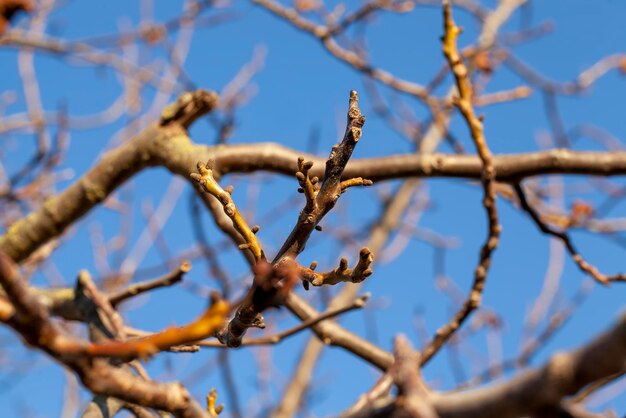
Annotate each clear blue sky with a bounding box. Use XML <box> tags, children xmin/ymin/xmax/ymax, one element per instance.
<box><xmin>1</xmin><ymin>1</ymin><xmax>625</xmax><ymax>417</ymax></box>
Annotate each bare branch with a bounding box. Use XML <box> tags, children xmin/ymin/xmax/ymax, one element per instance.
<box><xmin>108</xmin><ymin>260</ymin><xmax>192</xmax><ymax>307</ymax></box>
<box><xmin>429</xmin><ymin>315</ymin><xmax>626</xmax><ymax>417</ymax></box>
<box><xmin>299</xmin><ymin>248</ymin><xmax>373</xmax><ymax>287</ymax></box>
<box><xmin>206</xmin><ymin>388</ymin><xmax>224</xmax><ymax>417</ymax></box>
<box><xmin>514</xmin><ymin>183</ymin><xmax>626</xmax><ymax>284</ymax></box>
<box><xmin>0</xmin><ymin>251</ymin><xmax>212</xmax><ymax>417</ymax></box>
<box><xmin>191</xmin><ymin>161</ymin><xmax>265</xmax><ymax>263</ymax></box>
<box><xmin>192</xmin><ymin>293</ymin><xmax>370</xmax><ymax>347</ymax></box>
<box><xmin>215</xmin><ymin>90</ymin><xmax>373</xmax><ymax>347</ymax></box>
<box><xmin>421</xmin><ymin>0</ymin><xmax>502</xmax><ymax>365</ymax></box>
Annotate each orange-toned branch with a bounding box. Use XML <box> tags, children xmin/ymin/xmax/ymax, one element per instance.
<box><xmin>206</xmin><ymin>388</ymin><xmax>224</xmax><ymax>417</ymax></box>
<box><xmin>0</xmin><ymin>251</ymin><xmax>213</xmax><ymax>416</ymax></box>
<box><xmin>421</xmin><ymin>0</ymin><xmax>502</xmax><ymax>365</ymax></box>
<box><xmin>191</xmin><ymin>161</ymin><xmax>265</xmax><ymax>263</ymax></box>
<box><xmin>85</xmin><ymin>294</ymin><xmax>229</xmax><ymax>360</ymax></box>
<box><xmin>127</xmin><ymin>293</ymin><xmax>370</xmax><ymax>348</ymax></box>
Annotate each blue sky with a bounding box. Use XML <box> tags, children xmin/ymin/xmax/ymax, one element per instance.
<box><xmin>1</xmin><ymin>1</ymin><xmax>626</xmax><ymax>417</ymax></box>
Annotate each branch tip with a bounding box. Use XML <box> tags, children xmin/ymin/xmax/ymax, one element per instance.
<box><xmin>207</xmin><ymin>388</ymin><xmax>224</xmax><ymax>417</ymax></box>
<box><xmin>179</xmin><ymin>260</ymin><xmax>192</xmax><ymax>273</ymax></box>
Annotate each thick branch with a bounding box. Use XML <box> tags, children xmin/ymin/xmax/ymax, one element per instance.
<box><xmin>215</xmin><ymin>145</ymin><xmax>626</xmax><ymax>183</ymax></box>
<box><xmin>4</xmin><ymin>139</ymin><xmax>626</xmax><ymax>266</ymax></box>
<box><xmin>0</xmin><ymin>251</ymin><xmax>211</xmax><ymax>417</ymax></box>
<box><xmin>0</xmin><ymin>89</ymin><xmax>219</xmax><ymax>263</ymax></box>
<box><xmin>429</xmin><ymin>315</ymin><xmax>626</xmax><ymax>417</ymax></box>
<box><xmin>284</xmin><ymin>292</ymin><xmax>393</xmax><ymax>370</ymax></box>
<box><xmin>345</xmin><ymin>315</ymin><xmax>626</xmax><ymax>417</ymax></box>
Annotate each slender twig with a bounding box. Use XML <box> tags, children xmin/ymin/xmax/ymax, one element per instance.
<box><xmin>191</xmin><ymin>161</ymin><xmax>265</xmax><ymax>263</ymax></box>
<box><xmin>108</xmin><ymin>260</ymin><xmax>191</xmax><ymax>307</ymax></box>
<box><xmin>192</xmin><ymin>293</ymin><xmax>370</xmax><ymax>347</ymax></box>
<box><xmin>206</xmin><ymin>388</ymin><xmax>225</xmax><ymax>417</ymax></box>
<box><xmin>84</xmin><ymin>294</ymin><xmax>228</xmax><ymax>360</ymax></box>
<box><xmin>514</xmin><ymin>183</ymin><xmax>626</xmax><ymax>284</ymax></box>
<box><xmin>461</xmin><ymin>281</ymin><xmax>591</xmax><ymax>388</ymax></box>
<box><xmin>274</xmin><ymin>90</ymin><xmax>369</xmax><ymax>261</ymax></box>
<box><xmin>0</xmin><ymin>31</ymin><xmax>179</xmax><ymax>92</ymax></box>
<box><xmin>421</xmin><ymin>0</ymin><xmax>502</xmax><ymax>365</ymax></box>
<box><xmin>252</xmin><ymin>0</ymin><xmax>432</xmax><ymax>102</ymax></box>
<box><xmin>76</xmin><ymin>270</ymin><xmax>126</xmax><ymax>339</ymax></box>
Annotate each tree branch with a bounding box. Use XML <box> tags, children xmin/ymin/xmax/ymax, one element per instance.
<box><xmin>0</xmin><ymin>251</ymin><xmax>212</xmax><ymax>417</ymax></box>
<box><xmin>514</xmin><ymin>182</ymin><xmax>625</xmax><ymax>284</ymax></box>
<box><xmin>421</xmin><ymin>0</ymin><xmax>502</xmax><ymax>365</ymax></box>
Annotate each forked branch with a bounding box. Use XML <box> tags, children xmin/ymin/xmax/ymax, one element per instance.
<box><xmin>274</xmin><ymin>90</ymin><xmax>370</xmax><ymax>261</ymax></box>
<box><xmin>299</xmin><ymin>248</ymin><xmax>374</xmax><ymax>287</ymax></box>
<box><xmin>514</xmin><ymin>182</ymin><xmax>626</xmax><ymax>285</ymax></box>
<box><xmin>0</xmin><ymin>251</ymin><xmax>213</xmax><ymax>417</ymax></box>
<box><xmin>215</xmin><ymin>90</ymin><xmax>375</xmax><ymax>347</ymax></box>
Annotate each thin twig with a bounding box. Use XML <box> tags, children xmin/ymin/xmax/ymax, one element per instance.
<box><xmin>514</xmin><ymin>183</ymin><xmax>626</xmax><ymax>284</ymax></box>
<box><xmin>421</xmin><ymin>0</ymin><xmax>501</xmax><ymax>365</ymax></box>
<box><xmin>198</xmin><ymin>293</ymin><xmax>370</xmax><ymax>347</ymax></box>
<box><xmin>108</xmin><ymin>260</ymin><xmax>191</xmax><ymax>307</ymax></box>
